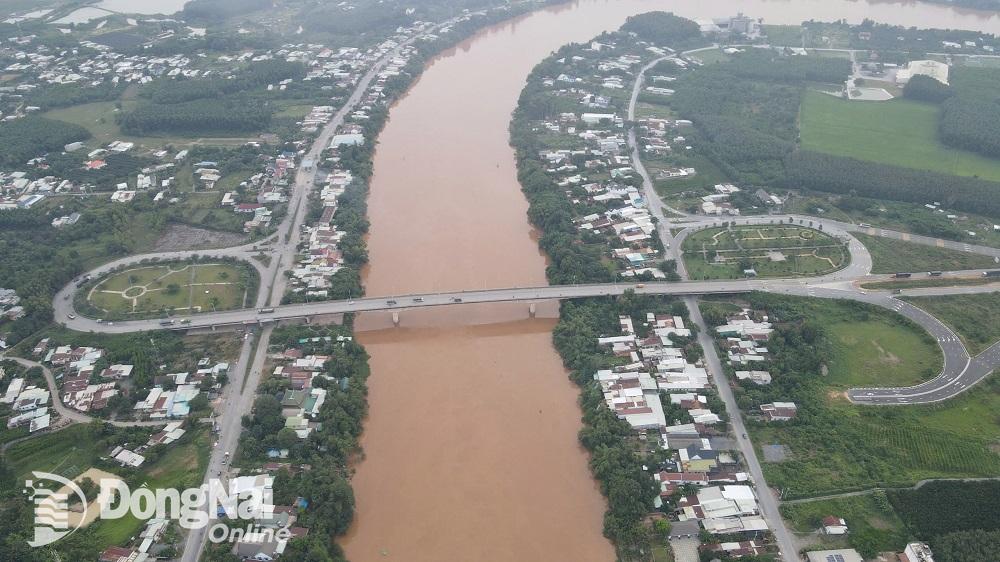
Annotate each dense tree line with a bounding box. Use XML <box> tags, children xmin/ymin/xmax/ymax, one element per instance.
<box><xmin>235</xmin><ymin>323</ymin><xmax>372</xmax><ymax>562</ymax></box>
<box><xmin>0</xmin><ymin>199</ymin><xmax>166</xmax><ymax>343</ymax></box>
<box><xmin>141</xmin><ymin>60</ymin><xmax>306</xmax><ymax>105</ymax></box>
<box><xmin>0</xmin><ymin>116</ymin><xmax>89</xmax><ymax>167</ymax></box>
<box><xmin>722</xmin><ymin>49</ymin><xmax>851</xmax><ymax>85</ymax></box>
<box><xmin>784</xmin><ymin>151</ymin><xmax>1000</xmax><ymax>219</ymax></box>
<box><xmin>510</xmin><ymin>121</ymin><xmax>614</xmax><ymax>284</ymax></box>
<box><xmin>935</xmin><ymin>67</ymin><xmax>1000</xmax><ymax>158</ymax></box>
<box><xmin>902</xmin><ymin>75</ymin><xmax>953</xmax><ymax>103</ymax></box>
<box><xmin>620</xmin><ymin>12</ymin><xmax>702</xmax><ymax>47</ymax></box>
<box><xmin>939</xmin><ymin>95</ymin><xmax>1000</xmax><ymax>158</ymax></box>
<box><xmin>671</xmin><ymin>68</ymin><xmax>801</xmax><ymax>185</ymax></box>
<box><xmin>889</xmin><ymin>481</ymin><xmax>1000</xmax><ymax>539</ymax></box>
<box><xmin>182</xmin><ymin>0</ymin><xmax>272</xmax><ymax>22</ymax></box>
<box><xmin>29</xmin><ymin>82</ymin><xmax>124</xmax><ymax>111</ymax></box>
<box><xmin>832</xmin><ymin>19</ymin><xmax>1000</xmax><ymax>53</ymax></box>
<box><xmin>43</xmin><ymin>151</ymin><xmax>153</xmax><ymax>191</ymax></box>
<box><xmin>119</xmin><ymin>98</ymin><xmax>271</xmax><ymax>135</ymax></box>
<box><xmin>553</xmin><ymin>295</ymin><xmax>685</xmax><ymax>559</ymax></box>
<box><xmin>668</xmin><ymin>51</ymin><xmax>847</xmax><ymax>186</ymax></box>
<box><xmin>932</xmin><ymin>529</ymin><xmax>1000</xmax><ymax>562</ymax></box>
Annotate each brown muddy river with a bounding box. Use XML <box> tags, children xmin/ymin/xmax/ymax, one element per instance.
<box><xmin>343</xmin><ymin>1</ymin><xmax>1000</xmax><ymax>560</ymax></box>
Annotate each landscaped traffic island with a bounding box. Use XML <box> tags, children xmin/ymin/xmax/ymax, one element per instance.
<box><xmin>682</xmin><ymin>223</ymin><xmax>850</xmax><ymax>279</ymax></box>
<box><xmin>75</xmin><ymin>259</ymin><xmax>259</xmax><ymax>320</ymax></box>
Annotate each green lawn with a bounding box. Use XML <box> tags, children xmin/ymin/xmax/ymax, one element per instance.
<box><xmin>825</xmin><ymin>320</ymin><xmax>942</xmax><ymax>388</ymax></box>
<box><xmin>86</xmin><ymin>262</ymin><xmax>253</xmax><ymax>318</ymax></box>
<box><xmin>682</xmin><ymin>225</ymin><xmax>848</xmax><ymax>279</ymax></box>
<box><xmin>904</xmin><ymin>292</ymin><xmax>1000</xmax><ymax>355</ymax></box>
<box><xmin>855</xmin><ymin>233</ymin><xmax>999</xmax><ymax>274</ymax></box>
<box><xmin>800</xmin><ymin>91</ymin><xmax>1000</xmax><ymax>182</ymax></box>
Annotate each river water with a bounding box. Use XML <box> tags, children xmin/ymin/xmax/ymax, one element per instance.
<box><xmin>343</xmin><ymin>1</ymin><xmax>1000</xmax><ymax>560</ymax></box>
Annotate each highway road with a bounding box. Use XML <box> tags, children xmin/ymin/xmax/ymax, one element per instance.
<box><xmin>174</xmin><ymin>20</ymin><xmax>462</xmax><ymax>562</ymax></box>
<box><xmin>23</xmin><ymin>31</ymin><xmax>1000</xmax><ymax>562</ymax></box>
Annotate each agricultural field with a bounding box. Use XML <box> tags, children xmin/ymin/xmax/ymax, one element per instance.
<box><xmin>904</xmin><ymin>292</ymin><xmax>1000</xmax><ymax>355</ymax></box>
<box><xmin>682</xmin><ymin>225</ymin><xmax>848</xmax><ymax>279</ymax></box>
<box><xmin>854</xmin><ymin>232</ymin><xmax>1000</xmax><ymax>274</ymax></box>
<box><xmin>800</xmin><ymin>91</ymin><xmax>1000</xmax><ymax>182</ymax></box>
<box><xmin>84</xmin><ymin>261</ymin><xmax>256</xmax><ymax>319</ymax></box>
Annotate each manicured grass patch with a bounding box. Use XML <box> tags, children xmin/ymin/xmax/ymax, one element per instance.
<box><xmin>854</xmin><ymin>232</ymin><xmax>999</xmax><ymax>274</ymax></box>
<box><xmin>84</xmin><ymin>261</ymin><xmax>256</xmax><ymax>319</ymax></box>
<box><xmin>825</xmin><ymin>319</ymin><xmax>941</xmax><ymax>388</ymax></box>
<box><xmin>781</xmin><ymin>494</ymin><xmax>909</xmax><ymax>558</ymax></box>
<box><xmin>682</xmin><ymin>225</ymin><xmax>848</xmax><ymax>279</ymax></box>
<box><xmin>800</xmin><ymin>91</ymin><xmax>1000</xmax><ymax>182</ymax></box>
<box><xmin>904</xmin><ymin>292</ymin><xmax>1000</xmax><ymax>355</ymax></box>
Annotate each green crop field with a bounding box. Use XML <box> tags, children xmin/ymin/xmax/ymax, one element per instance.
<box><xmin>682</xmin><ymin>225</ymin><xmax>848</xmax><ymax>279</ymax></box>
<box><xmin>800</xmin><ymin>91</ymin><xmax>1000</xmax><ymax>183</ymax></box>
<box><xmin>85</xmin><ymin>262</ymin><xmax>255</xmax><ymax>318</ymax></box>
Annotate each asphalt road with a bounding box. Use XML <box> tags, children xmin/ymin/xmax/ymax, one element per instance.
<box><xmin>685</xmin><ymin>297</ymin><xmax>799</xmax><ymax>562</ymax></box>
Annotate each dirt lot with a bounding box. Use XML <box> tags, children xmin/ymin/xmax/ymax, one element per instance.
<box><xmin>152</xmin><ymin>224</ymin><xmax>246</xmax><ymax>252</ymax></box>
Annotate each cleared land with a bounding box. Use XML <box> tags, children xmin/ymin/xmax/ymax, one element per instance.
<box><xmin>781</xmin><ymin>494</ymin><xmax>909</xmax><ymax>557</ymax></box>
<box><xmin>86</xmin><ymin>262</ymin><xmax>253</xmax><ymax>317</ymax></box>
<box><xmin>682</xmin><ymin>225</ymin><xmax>848</xmax><ymax>279</ymax></box>
<box><xmin>826</xmin><ymin>319</ymin><xmax>942</xmax><ymax>388</ymax></box>
<box><xmin>854</xmin><ymin>232</ymin><xmax>999</xmax><ymax>274</ymax></box>
<box><xmin>800</xmin><ymin>91</ymin><xmax>1000</xmax><ymax>183</ymax></box>
<box><xmin>904</xmin><ymin>292</ymin><xmax>1000</xmax><ymax>355</ymax></box>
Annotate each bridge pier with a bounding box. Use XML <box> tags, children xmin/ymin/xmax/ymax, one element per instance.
<box><xmin>305</xmin><ymin>316</ymin><xmax>311</xmax><ymax>324</ymax></box>
<box><xmin>529</xmin><ymin>303</ymin><xmax>537</xmax><ymax>318</ymax></box>
<box><xmin>392</xmin><ymin>312</ymin><xmax>400</xmax><ymax>327</ymax></box>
